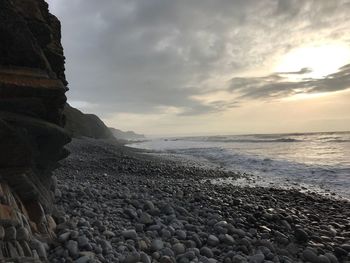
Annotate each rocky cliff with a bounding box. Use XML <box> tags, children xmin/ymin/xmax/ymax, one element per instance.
<box><xmin>63</xmin><ymin>104</ymin><xmax>114</xmax><ymax>140</ymax></box>
<box><xmin>0</xmin><ymin>0</ymin><xmax>70</xmax><ymax>261</ymax></box>
<box><xmin>109</xmin><ymin>127</ymin><xmax>145</xmax><ymax>141</ymax></box>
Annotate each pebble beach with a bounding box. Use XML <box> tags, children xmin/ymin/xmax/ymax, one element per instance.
<box><xmin>48</xmin><ymin>138</ymin><xmax>350</xmax><ymax>263</ymax></box>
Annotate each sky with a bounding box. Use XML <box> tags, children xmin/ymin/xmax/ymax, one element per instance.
<box><xmin>47</xmin><ymin>0</ymin><xmax>350</xmax><ymax>136</ymax></box>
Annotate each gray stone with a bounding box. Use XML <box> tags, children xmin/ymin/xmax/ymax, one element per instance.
<box><xmin>231</xmin><ymin>228</ymin><xmax>246</xmax><ymax>237</ymax></box>
<box><xmin>207</xmin><ymin>235</ymin><xmax>220</xmax><ymax>246</ymax></box>
<box><xmin>122</xmin><ymin>229</ymin><xmax>138</xmax><ymax>239</ymax></box>
<box><xmin>75</xmin><ymin>256</ymin><xmax>90</xmax><ymax>263</ymax></box>
<box><xmin>125</xmin><ymin>252</ymin><xmax>141</xmax><ymax>263</ymax></box>
<box><xmin>324</xmin><ymin>252</ymin><xmax>339</xmax><ymax>263</ymax></box>
<box><xmin>232</xmin><ymin>255</ymin><xmax>247</xmax><ymax>263</ymax></box>
<box><xmin>94</xmin><ymin>245</ymin><xmax>103</xmax><ymax>254</ymax></box>
<box><xmin>341</xmin><ymin>244</ymin><xmax>350</xmax><ymax>252</ymax></box>
<box><xmin>31</xmin><ymin>239</ymin><xmax>47</xmax><ymax>259</ymax></box>
<box><xmin>70</xmin><ymin>230</ymin><xmax>79</xmax><ymax>239</ymax></box>
<box><xmin>200</xmin><ymin>246</ymin><xmax>214</xmax><ymax>258</ymax></box>
<box><xmin>184</xmin><ymin>250</ymin><xmax>196</xmax><ymax>260</ymax></box>
<box><xmin>100</xmin><ymin>240</ymin><xmax>113</xmax><ymax>254</ymax></box>
<box><xmin>144</xmin><ymin>201</ymin><xmax>155</xmax><ymax>210</ymax></box>
<box><xmin>16</xmin><ymin>227</ymin><xmax>30</xmax><ymax>241</ymax></box>
<box><xmin>5</xmin><ymin>226</ymin><xmax>16</xmax><ymax>240</ymax></box>
<box><xmin>103</xmin><ymin>230</ymin><xmax>115</xmax><ymax>238</ymax></box>
<box><xmin>303</xmin><ymin>248</ymin><xmax>319</xmax><ymax>263</ymax></box>
<box><xmin>223</xmin><ymin>234</ymin><xmax>235</xmax><ymax>245</ymax></box>
<box><xmin>162</xmin><ymin>247</ymin><xmax>175</xmax><ymax>257</ymax></box>
<box><xmin>318</xmin><ymin>255</ymin><xmax>331</xmax><ymax>263</ymax></box>
<box><xmin>14</xmin><ymin>241</ymin><xmax>24</xmax><ymax>257</ymax></box>
<box><xmin>124</xmin><ymin>208</ymin><xmax>138</xmax><ymax>219</ymax></box>
<box><xmin>335</xmin><ymin>246</ymin><xmax>347</xmax><ymax>257</ymax></box>
<box><xmin>140</xmin><ymin>212</ymin><xmax>153</xmax><ymax>225</ymax></box>
<box><xmin>160</xmin><ymin>256</ymin><xmax>174</xmax><ymax>263</ymax></box>
<box><xmin>152</xmin><ymin>251</ymin><xmax>161</xmax><ymax>260</ymax></box>
<box><xmin>77</xmin><ymin>236</ymin><xmax>89</xmax><ymax>248</ymax></box>
<box><xmin>151</xmin><ymin>239</ymin><xmax>164</xmax><ymax>251</ymax></box>
<box><xmin>66</xmin><ymin>240</ymin><xmax>79</xmax><ymax>258</ymax></box>
<box><xmin>161</xmin><ymin>229</ymin><xmax>172</xmax><ymax>239</ymax></box>
<box><xmin>173</xmin><ymin>243</ymin><xmax>186</xmax><ymax>255</ymax></box>
<box><xmin>140</xmin><ymin>252</ymin><xmax>152</xmax><ymax>263</ymax></box>
<box><xmin>275</xmin><ymin>237</ymin><xmax>289</xmax><ymax>245</ymax></box>
<box><xmin>0</xmin><ymin>226</ymin><xmax>4</xmax><ymax>240</ymax></box>
<box><xmin>249</xmin><ymin>253</ymin><xmax>264</xmax><ymax>263</ymax></box>
<box><xmin>135</xmin><ymin>223</ymin><xmax>144</xmax><ymax>232</ymax></box>
<box><xmin>176</xmin><ymin>230</ymin><xmax>187</xmax><ymax>240</ymax></box>
<box><xmin>139</xmin><ymin>239</ymin><xmax>149</xmax><ymax>251</ymax></box>
<box><xmin>295</xmin><ymin>228</ymin><xmax>309</xmax><ymax>243</ymax></box>
<box><xmin>8</xmin><ymin>242</ymin><xmax>19</xmax><ymax>258</ymax></box>
<box><xmin>20</xmin><ymin>241</ymin><xmax>32</xmax><ymax>257</ymax></box>
<box><xmin>58</xmin><ymin>232</ymin><xmax>71</xmax><ymax>243</ymax></box>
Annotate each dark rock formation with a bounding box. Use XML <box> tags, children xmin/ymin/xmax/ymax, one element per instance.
<box><xmin>63</xmin><ymin>104</ymin><xmax>114</xmax><ymax>139</ymax></box>
<box><xmin>109</xmin><ymin>127</ymin><xmax>145</xmax><ymax>141</ymax></box>
<box><xmin>0</xmin><ymin>0</ymin><xmax>70</xmax><ymax>261</ymax></box>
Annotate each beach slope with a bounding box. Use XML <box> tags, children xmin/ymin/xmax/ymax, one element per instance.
<box><xmin>49</xmin><ymin>138</ymin><xmax>350</xmax><ymax>263</ymax></box>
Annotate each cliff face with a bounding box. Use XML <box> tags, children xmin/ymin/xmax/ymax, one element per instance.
<box><xmin>0</xmin><ymin>0</ymin><xmax>70</xmax><ymax>261</ymax></box>
<box><xmin>109</xmin><ymin>127</ymin><xmax>145</xmax><ymax>141</ymax></box>
<box><xmin>63</xmin><ymin>104</ymin><xmax>115</xmax><ymax>139</ymax></box>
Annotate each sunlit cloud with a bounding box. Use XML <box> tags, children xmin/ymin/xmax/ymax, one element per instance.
<box><xmin>229</xmin><ymin>63</ymin><xmax>350</xmax><ymax>100</ymax></box>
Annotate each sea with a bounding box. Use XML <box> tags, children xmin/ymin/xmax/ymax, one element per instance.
<box><xmin>129</xmin><ymin>131</ymin><xmax>350</xmax><ymax>200</ymax></box>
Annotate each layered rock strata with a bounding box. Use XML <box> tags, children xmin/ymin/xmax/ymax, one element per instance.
<box><xmin>0</xmin><ymin>0</ymin><xmax>70</xmax><ymax>261</ymax></box>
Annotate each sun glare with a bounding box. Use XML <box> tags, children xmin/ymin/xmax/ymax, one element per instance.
<box><xmin>275</xmin><ymin>43</ymin><xmax>350</xmax><ymax>80</ymax></box>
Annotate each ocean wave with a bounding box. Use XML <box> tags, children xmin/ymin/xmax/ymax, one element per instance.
<box><xmin>325</xmin><ymin>139</ymin><xmax>350</xmax><ymax>143</ymax></box>
<box><xmin>204</xmin><ymin>138</ymin><xmax>301</xmax><ymax>143</ymax></box>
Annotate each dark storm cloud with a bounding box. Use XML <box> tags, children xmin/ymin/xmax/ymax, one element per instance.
<box><xmin>47</xmin><ymin>0</ymin><xmax>350</xmax><ymax>116</ymax></box>
<box><xmin>229</xmin><ymin>64</ymin><xmax>350</xmax><ymax>99</ymax></box>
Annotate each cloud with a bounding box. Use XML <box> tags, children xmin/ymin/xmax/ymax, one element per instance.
<box><xmin>277</xmin><ymin>67</ymin><xmax>313</xmax><ymax>75</ymax></box>
<box><xmin>179</xmin><ymin>100</ymin><xmax>239</xmax><ymax>116</ymax></box>
<box><xmin>229</xmin><ymin>64</ymin><xmax>350</xmax><ymax>100</ymax></box>
<box><xmin>46</xmin><ymin>0</ymin><xmax>350</xmax><ymax>118</ymax></box>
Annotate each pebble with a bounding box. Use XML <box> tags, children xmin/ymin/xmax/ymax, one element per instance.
<box><xmin>122</xmin><ymin>229</ymin><xmax>138</xmax><ymax>239</ymax></box>
<box><xmin>75</xmin><ymin>255</ymin><xmax>90</xmax><ymax>263</ymax></box>
<box><xmin>140</xmin><ymin>212</ymin><xmax>153</xmax><ymax>224</ymax></box>
<box><xmin>100</xmin><ymin>240</ymin><xmax>113</xmax><ymax>254</ymax></box>
<box><xmin>16</xmin><ymin>227</ymin><xmax>29</xmax><ymax>241</ymax></box>
<box><xmin>207</xmin><ymin>235</ymin><xmax>220</xmax><ymax>246</ymax></box>
<box><xmin>324</xmin><ymin>253</ymin><xmax>339</xmax><ymax>263</ymax></box>
<box><xmin>303</xmin><ymin>248</ymin><xmax>319</xmax><ymax>263</ymax></box>
<box><xmin>173</xmin><ymin>243</ymin><xmax>186</xmax><ymax>255</ymax></box>
<box><xmin>124</xmin><ymin>252</ymin><xmax>140</xmax><ymax>263</ymax></box>
<box><xmin>31</xmin><ymin>239</ymin><xmax>47</xmax><ymax>259</ymax></box>
<box><xmin>295</xmin><ymin>228</ymin><xmax>309</xmax><ymax>243</ymax></box>
<box><xmin>58</xmin><ymin>232</ymin><xmax>71</xmax><ymax>243</ymax></box>
<box><xmin>176</xmin><ymin>230</ymin><xmax>187</xmax><ymax>240</ymax></box>
<box><xmin>140</xmin><ymin>252</ymin><xmax>152</xmax><ymax>263</ymax></box>
<box><xmin>77</xmin><ymin>236</ymin><xmax>89</xmax><ymax>248</ymax></box>
<box><xmin>200</xmin><ymin>246</ymin><xmax>214</xmax><ymax>258</ymax></box>
<box><xmin>151</xmin><ymin>239</ymin><xmax>164</xmax><ymax>251</ymax></box>
<box><xmin>66</xmin><ymin>240</ymin><xmax>79</xmax><ymax>258</ymax></box>
<box><xmin>45</xmin><ymin>139</ymin><xmax>350</xmax><ymax>263</ymax></box>
<box><xmin>5</xmin><ymin>226</ymin><xmax>16</xmax><ymax>240</ymax></box>
<box><xmin>0</xmin><ymin>226</ymin><xmax>5</xmax><ymax>240</ymax></box>
<box><xmin>160</xmin><ymin>255</ymin><xmax>173</xmax><ymax>263</ymax></box>
<box><xmin>103</xmin><ymin>230</ymin><xmax>115</xmax><ymax>238</ymax></box>
<box><xmin>318</xmin><ymin>255</ymin><xmax>331</xmax><ymax>263</ymax></box>
<box><xmin>144</xmin><ymin>201</ymin><xmax>155</xmax><ymax>210</ymax></box>
<box><xmin>223</xmin><ymin>234</ymin><xmax>235</xmax><ymax>245</ymax></box>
